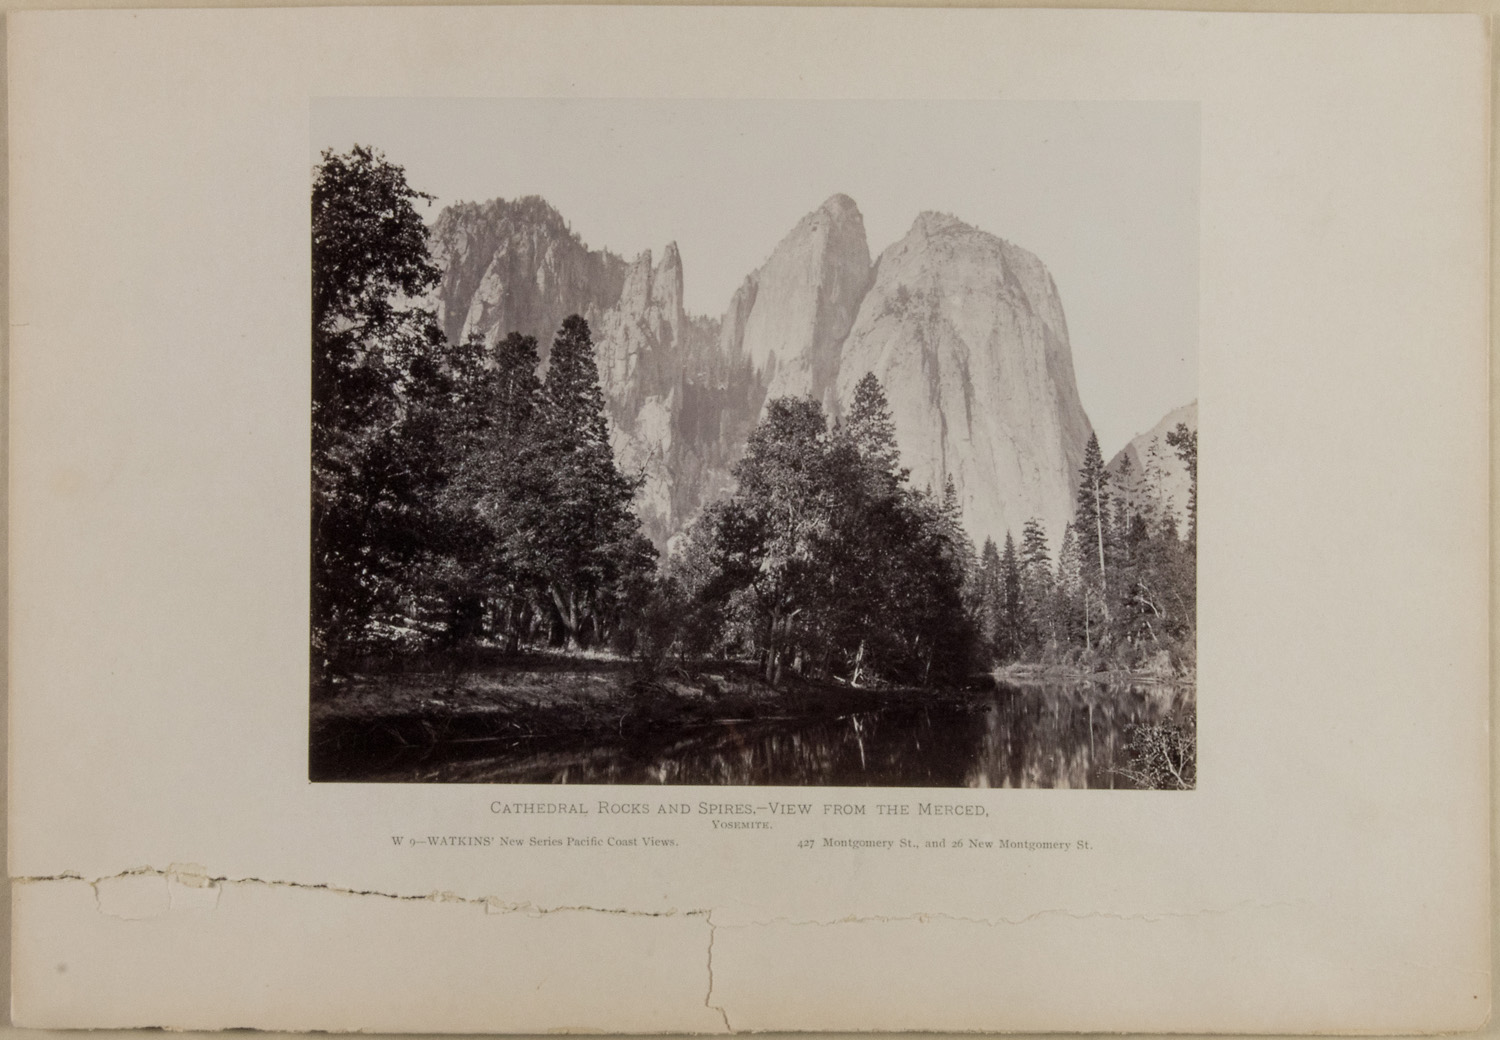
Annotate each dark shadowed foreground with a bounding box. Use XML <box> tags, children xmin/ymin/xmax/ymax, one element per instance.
<box><xmin>310</xmin><ymin>652</ymin><xmax>1194</xmax><ymax>788</ymax></box>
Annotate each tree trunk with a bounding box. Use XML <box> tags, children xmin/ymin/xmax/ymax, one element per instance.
<box><xmin>764</xmin><ymin>612</ymin><xmax>780</xmax><ymax>686</ymax></box>
<box><xmin>550</xmin><ymin>585</ymin><xmax>581</xmax><ymax>650</ymax></box>
<box><xmin>1093</xmin><ymin>482</ymin><xmax>1108</xmax><ymax>595</ymax></box>
<box><xmin>1083</xmin><ymin>593</ymin><xmax>1092</xmax><ymax>653</ymax></box>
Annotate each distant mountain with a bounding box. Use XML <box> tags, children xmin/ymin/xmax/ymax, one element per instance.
<box><xmin>1107</xmin><ymin>400</ymin><xmax>1197</xmax><ymax>535</ymax></box>
<box><xmin>429</xmin><ymin>193</ymin><xmax>1102</xmax><ymax>551</ymax></box>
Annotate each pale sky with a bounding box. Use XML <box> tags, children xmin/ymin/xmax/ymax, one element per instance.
<box><xmin>312</xmin><ymin>99</ymin><xmax>1197</xmax><ymax>457</ymax></box>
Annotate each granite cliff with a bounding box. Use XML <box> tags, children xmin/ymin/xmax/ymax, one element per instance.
<box><xmin>835</xmin><ymin>212</ymin><xmax>1094</xmax><ymax>548</ymax></box>
<box><xmin>721</xmin><ymin>194</ymin><xmax>872</xmax><ymax>413</ymax></box>
<box><xmin>430</xmin><ymin>194</ymin><xmax>1100</xmax><ymax>551</ymax></box>
<box><xmin>428</xmin><ymin>197</ymin><xmax>627</xmax><ymax>362</ymax></box>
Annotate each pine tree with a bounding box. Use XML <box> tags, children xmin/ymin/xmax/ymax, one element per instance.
<box><xmin>1075</xmin><ymin>432</ymin><xmax>1112</xmax><ymax>594</ymax></box>
<box><xmin>433</xmin><ymin>330</ymin><xmax>552</xmax><ymax>652</ymax></box>
<box><xmin>1019</xmin><ymin>518</ymin><xmax>1053</xmax><ymax>651</ymax></box>
<box><xmin>997</xmin><ymin>532</ymin><xmax>1022</xmax><ymax>662</ymax></box>
<box><xmin>975</xmin><ymin>537</ymin><xmax>1003</xmax><ymax>661</ymax></box>
<box><xmin>845</xmin><ymin>372</ymin><xmax>904</xmax><ymax>489</ymax></box>
<box><xmin>1055</xmin><ymin>523</ymin><xmax>1080</xmax><ymax>596</ymax></box>
<box><xmin>831</xmin><ymin>375</ymin><xmax>909</xmax><ymax>682</ymax></box>
<box><xmin>939</xmin><ymin>474</ymin><xmax>978</xmax><ymax>595</ymax></box>
<box><xmin>494</xmin><ymin>332</ymin><xmax>541</xmax><ymax>434</ymax></box>
<box><xmin>543</xmin><ymin>315</ymin><xmax>612</xmax><ymax>452</ymax></box>
<box><xmin>535</xmin><ymin>315</ymin><xmax>644</xmax><ymax>647</ymax></box>
<box><xmin>1141</xmin><ymin>436</ymin><xmax>1172</xmax><ymax>537</ymax></box>
<box><xmin>942</xmin><ymin>474</ymin><xmax>962</xmax><ymax>522</ymax></box>
<box><xmin>1166</xmin><ymin>422</ymin><xmax>1198</xmax><ymax>545</ymax></box>
<box><xmin>1114</xmin><ymin>453</ymin><xmax>1137</xmax><ymax>533</ymax></box>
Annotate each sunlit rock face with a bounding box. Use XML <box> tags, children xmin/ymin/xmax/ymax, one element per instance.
<box><xmin>430</xmin><ymin>195</ymin><xmax>1097</xmax><ymax>553</ymax></box>
<box><xmin>721</xmin><ymin>193</ymin><xmax>873</xmax><ymax>415</ymax></box>
<box><xmin>1108</xmin><ymin>400</ymin><xmax>1197</xmax><ymax>536</ymax></box>
<box><xmin>835</xmin><ymin>212</ymin><xmax>1094</xmax><ymax>551</ymax></box>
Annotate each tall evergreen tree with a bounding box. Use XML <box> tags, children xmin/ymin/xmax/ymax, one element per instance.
<box><xmin>828</xmin><ymin>376</ymin><xmax>909</xmax><ymax>682</ymax></box>
<box><xmin>1055</xmin><ymin>521</ymin><xmax>1092</xmax><ymax>652</ymax></box>
<box><xmin>1137</xmin><ymin>436</ymin><xmax>1174</xmax><ymax>538</ymax></box>
<box><xmin>434</xmin><ymin>331</ymin><xmax>551</xmax><ymax>651</ymax></box>
<box><xmin>1017</xmin><ymin>518</ymin><xmax>1052</xmax><ymax>651</ymax></box>
<box><xmin>997</xmin><ymin>532</ymin><xmax>1022</xmax><ymax>662</ymax></box>
<box><xmin>1166</xmin><ymin>422</ymin><xmax>1198</xmax><ymax>545</ymax></box>
<box><xmin>1019</xmin><ymin>519</ymin><xmax>1052</xmax><ymax>589</ymax></box>
<box><xmin>1113</xmin><ymin>453</ymin><xmax>1138</xmax><ymax>533</ymax></box>
<box><xmin>494</xmin><ymin>332</ymin><xmax>542</xmax><ymax>433</ymax></box>
<box><xmin>845</xmin><ymin>372</ymin><xmax>905</xmax><ymax>490</ymax></box>
<box><xmin>974</xmin><ymin>537</ymin><xmax>1004</xmax><ymax>661</ymax></box>
<box><xmin>543</xmin><ymin>316</ymin><xmax>612</xmax><ymax>450</ymax></box>
<box><xmin>1075</xmin><ymin>432</ymin><xmax>1112</xmax><ymax>594</ymax></box>
<box><xmin>939</xmin><ymin>474</ymin><xmax>978</xmax><ymax>598</ymax></box>
<box><xmin>534</xmin><ymin>315</ymin><xmax>646</xmax><ymax>646</ymax></box>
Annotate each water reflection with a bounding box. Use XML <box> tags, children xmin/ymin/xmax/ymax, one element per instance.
<box><xmin>386</xmin><ymin>681</ymin><xmax>1195</xmax><ymax>788</ymax></box>
<box><xmin>965</xmin><ymin>683</ymin><xmax>1193</xmax><ymax>788</ymax></box>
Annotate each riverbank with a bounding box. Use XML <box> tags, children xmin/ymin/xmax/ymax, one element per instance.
<box><xmin>310</xmin><ymin>649</ymin><xmax>1194</xmax><ymax>785</ymax></box>
<box><xmin>995</xmin><ymin>660</ymin><xmax>1195</xmax><ymax>687</ymax></box>
<box><xmin>310</xmin><ymin>650</ymin><xmax>993</xmax><ymax>781</ymax></box>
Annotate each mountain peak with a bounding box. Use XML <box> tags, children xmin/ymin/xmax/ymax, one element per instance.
<box><xmin>773</xmin><ymin>194</ymin><xmax>866</xmax><ymax>246</ymax></box>
<box><xmin>836</xmin><ymin>210</ymin><xmax>1093</xmax><ymax>549</ymax></box>
<box><xmin>726</xmin><ymin>195</ymin><xmax>873</xmax><ymax>409</ymax></box>
<box><xmin>909</xmin><ymin>210</ymin><xmax>972</xmax><ymax>238</ymax></box>
<box><xmin>651</xmin><ymin>242</ymin><xmax>684</xmax><ymax>319</ymax></box>
<box><xmin>434</xmin><ymin>194</ymin><xmax>575</xmax><ymax>240</ymax></box>
<box><xmin>658</xmin><ymin>241</ymin><xmax>682</xmax><ymax>273</ymax></box>
<box><xmin>427</xmin><ymin>194</ymin><xmax>628</xmax><ymax>352</ymax></box>
<box><xmin>819</xmin><ymin>193</ymin><xmax>861</xmax><ymax>219</ymax></box>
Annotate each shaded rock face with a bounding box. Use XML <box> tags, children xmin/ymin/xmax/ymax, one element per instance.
<box><xmin>430</xmin><ymin>194</ymin><xmax>1097</xmax><ymax>553</ymax></box>
<box><xmin>835</xmin><ymin>212</ymin><xmax>1094</xmax><ymax>551</ymax></box>
<box><xmin>430</xmin><ymin>198</ymin><xmax>772</xmax><ymax>546</ymax></box>
<box><xmin>593</xmin><ymin>245</ymin><xmax>685</xmax><ymax>415</ymax></box>
<box><xmin>428</xmin><ymin>196</ymin><xmax>627</xmax><ymax>364</ymax></box>
<box><xmin>591</xmin><ymin>244</ymin><xmax>761</xmax><ymax>546</ymax></box>
<box><xmin>1108</xmin><ymin>401</ymin><xmax>1197</xmax><ymax>536</ymax></box>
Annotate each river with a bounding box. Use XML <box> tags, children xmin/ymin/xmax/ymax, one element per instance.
<box><xmin>350</xmin><ymin>680</ymin><xmax>1195</xmax><ymax>788</ymax></box>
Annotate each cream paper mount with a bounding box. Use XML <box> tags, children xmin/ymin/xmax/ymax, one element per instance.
<box><xmin>7</xmin><ymin>5</ymin><xmax>1490</xmax><ymax>1033</ymax></box>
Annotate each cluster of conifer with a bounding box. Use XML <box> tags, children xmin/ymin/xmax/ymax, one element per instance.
<box><xmin>969</xmin><ymin>430</ymin><xmax>1197</xmax><ymax>675</ymax></box>
<box><xmin>311</xmin><ymin>147</ymin><xmax>652</xmax><ymax>671</ymax></box>
<box><xmin>640</xmin><ymin>375</ymin><xmax>979</xmax><ymax>687</ymax></box>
